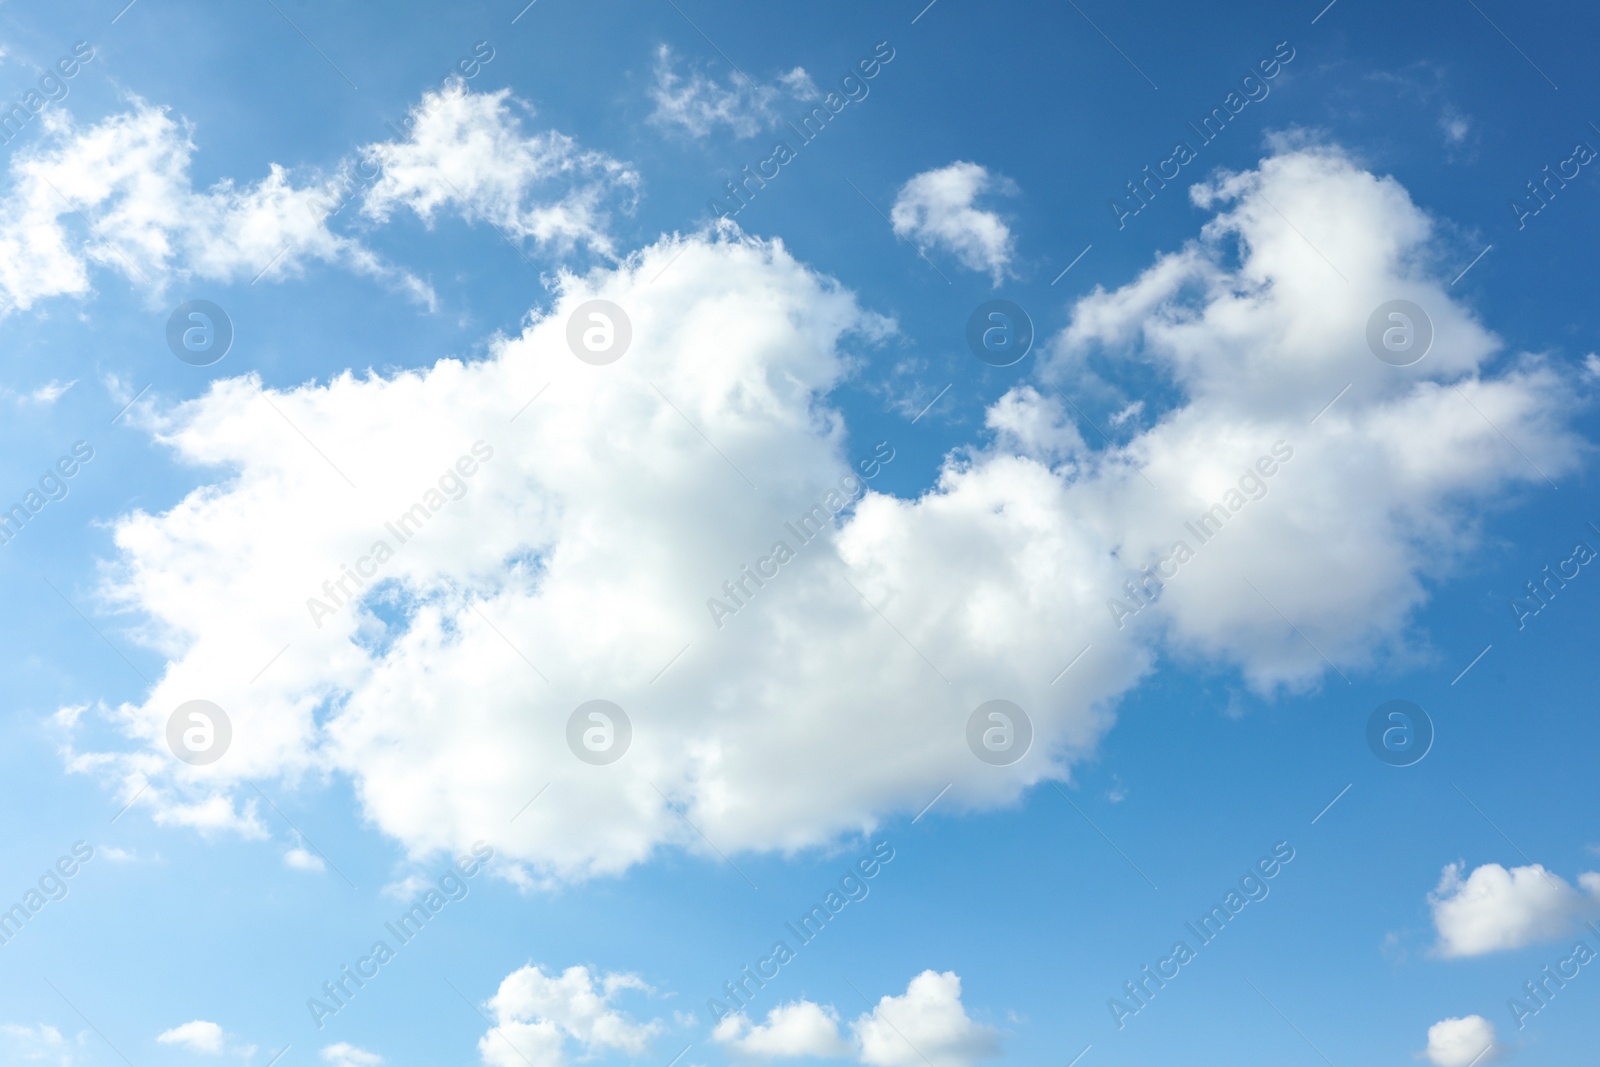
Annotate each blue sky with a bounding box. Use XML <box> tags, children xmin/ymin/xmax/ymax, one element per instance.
<box><xmin>0</xmin><ymin>1</ymin><xmax>1598</xmax><ymax>1066</ymax></box>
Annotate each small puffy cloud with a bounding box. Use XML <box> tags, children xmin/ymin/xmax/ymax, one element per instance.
<box><xmin>648</xmin><ymin>45</ymin><xmax>815</xmax><ymax>138</ymax></box>
<box><xmin>156</xmin><ymin>1020</ymin><xmax>224</xmax><ymax>1054</ymax></box>
<box><xmin>283</xmin><ymin>837</ymin><xmax>326</xmax><ymax>872</ymax></box>
<box><xmin>714</xmin><ymin>1001</ymin><xmax>851</xmax><ymax>1059</ymax></box>
<box><xmin>361</xmin><ymin>81</ymin><xmax>639</xmax><ymax>258</ymax></box>
<box><xmin>890</xmin><ymin>162</ymin><xmax>1016</xmax><ymax>285</ymax></box>
<box><xmin>1425</xmin><ymin>1015</ymin><xmax>1498</xmax><ymax>1067</ymax></box>
<box><xmin>982</xmin><ymin>385</ymin><xmax>1084</xmax><ymax>465</ymax></box>
<box><xmin>479</xmin><ymin>964</ymin><xmax>660</xmax><ymax>1067</ymax></box>
<box><xmin>1430</xmin><ymin>861</ymin><xmax>1600</xmax><ymax>957</ymax></box>
<box><xmin>712</xmin><ymin>973</ymin><xmax>992</xmax><ymax>1066</ymax></box>
<box><xmin>322</xmin><ymin>1045</ymin><xmax>383</xmax><ymax>1067</ymax></box>
<box><xmin>852</xmin><ymin>971</ymin><xmax>997</xmax><ymax>1067</ymax></box>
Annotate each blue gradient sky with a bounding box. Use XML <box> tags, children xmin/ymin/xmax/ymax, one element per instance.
<box><xmin>0</xmin><ymin>1</ymin><xmax>1597</xmax><ymax>1066</ymax></box>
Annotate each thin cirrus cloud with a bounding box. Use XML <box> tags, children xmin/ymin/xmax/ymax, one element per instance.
<box><xmin>0</xmin><ymin>81</ymin><xmax>637</xmax><ymax>317</ymax></box>
<box><xmin>1429</xmin><ymin>860</ymin><xmax>1600</xmax><ymax>957</ymax></box>
<box><xmin>60</xmin><ymin>140</ymin><xmax>1584</xmax><ymax>884</ymax></box>
<box><xmin>889</xmin><ymin>162</ymin><xmax>1017</xmax><ymax>285</ymax></box>
<box><xmin>647</xmin><ymin>45</ymin><xmax>818</xmax><ymax>138</ymax></box>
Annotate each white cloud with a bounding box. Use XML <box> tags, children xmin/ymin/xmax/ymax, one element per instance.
<box><xmin>1425</xmin><ymin>1015</ymin><xmax>1498</xmax><ymax>1067</ymax></box>
<box><xmin>1430</xmin><ymin>861</ymin><xmax>1600</xmax><ymax>957</ymax></box>
<box><xmin>1044</xmin><ymin>140</ymin><xmax>1583</xmax><ymax>689</ymax></box>
<box><xmin>156</xmin><ymin>1020</ymin><xmax>224</xmax><ymax>1054</ymax></box>
<box><xmin>1106</xmin><ymin>400</ymin><xmax>1143</xmax><ymax>428</ymax></box>
<box><xmin>479</xmin><ymin>965</ymin><xmax>660</xmax><ymax>1067</ymax></box>
<box><xmin>712</xmin><ymin>973</ymin><xmax>993</xmax><ymax>1066</ymax></box>
<box><xmin>65</xmin><ymin>143</ymin><xmax>1588</xmax><ymax>880</ymax></box>
<box><xmin>321</xmin><ymin>1044</ymin><xmax>383</xmax><ymax>1067</ymax></box>
<box><xmin>889</xmin><ymin>162</ymin><xmax>1016</xmax><ymax>285</ymax></box>
<box><xmin>0</xmin><ymin>1023</ymin><xmax>74</xmax><ymax>1066</ymax></box>
<box><xmin>853</xmin><ymin>971</ymin><xmax>997</xmax><ymax>1067</ymax></box>
<box><xmin>25</xmin><ymin>380</ymin><xmax>74</xmax><ymax>404</ymax></box>
<box><xmin>0</xmin><ymin>103</ymin><xmax>416</xmax><ymax>313</ymax></box>
<box><xmin>283</xmin><ymin>838</ymin><xmax>326</xmax><ymax>872</ymax></box>
<box><xmin>0</xmin><ymin>82</ymin><xmax>637</xmax><ymax>317</ymax></box>
<box><xmin>361</xmin><ymin>81</ymin><xmax>638</xmax><ymax>258</ymax></box>
<box><xmin>648</xmin><ymin>46</ymin><xmax>815</xmax><ymax>138</ymax></box>
<box><xmin>714</xmin><ymin>1001</ymin><xmax>852</xmax><ymax>1060</ymax></box>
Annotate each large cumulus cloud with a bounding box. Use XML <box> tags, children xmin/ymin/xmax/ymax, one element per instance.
<box><xmin>64</xmin><ymin>142</ymin><xmax>1585</xmax><ymax>880</ymax></box>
